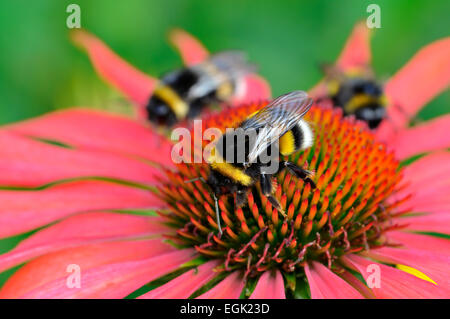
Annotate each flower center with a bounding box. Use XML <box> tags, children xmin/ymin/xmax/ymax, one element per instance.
<box><xmin>156</xmin><ymin>102</ymin><xmax>407</xmax><ymax>277</ymax></box>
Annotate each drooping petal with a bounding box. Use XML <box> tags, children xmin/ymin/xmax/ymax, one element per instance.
<box><xmin>403</xmin><ymin>191</ymin><xmax>450</xmax><ymax>214</ymax></box>
<box><xmin>400</xmin><ymin>152</ymin><xmax>450</xmax><ymax>195</ymax></box>
<box><xmin>342</xmin><ymin>254</ymin><xmax>447</xmax><ymax>298</ymax></box>
<box><xmin>196</xmin><ymin>271</ymin><xmax>244</xmax><ymax>299</ymax></box>
<box><xmin>307</xmin><ymin>80</ymin><xmax>328</xmax><ymax>100</ymax></box>
<box><xmin>249</xmin><ymin>270</ymin><xmax>285</xmax><ymax>299</ymax></box>
<box><xmin>0</xmin><ymin>240</ymin><xmax>177</xmax><ymax>298</ymax></box>
<box><xmin>384</xmin><ymin>37</ymin><xmax>450</xmax><ymax>128</ymax></box>
<box><xmin>336</xmin><ymin>21</ymin><xmax>372</xmax><ymax>71</ymax></box>
<box><xmin>304</xmin><ymin>261</ymin><xmax>364</xmax><ymax>299</ymax></box>
<box><xmin>0</xmin><ymin>131</ymin><xmax>163</xmax><ymax>187</ymax></box>
<box><xmin>386</xmin><ymin>231</ymin><xmax>450</xmax><ymax>255</ymax></box>
<box><xmin>391</xmin><ymin>152</ymin><xmax>450</xmax><ymax>214</ymax></box>
<box><xmin>232</xmin><ymin>74</ymin><xmax>272</xmax><ymax>105</ymax></box>
<box><xmin>21</xmin><ymin>249</ymin><xmax>194</xmax><ymax>299</ymax></box>
<box><xmin>395</xmin><ymin>184</ymin><xmax>450</xmax><ymax>214</ymax></box>
<box><xmin>71</xmin><ymin>29</ymin><xmax>156</xmax><ymax>108</ymax></box>
<box><xmin>0</xmin><ymin>180</ymin><xmax>163</xmax><ymax>238</ymax></box>
<box><xmin>169</xmin><ymin>28</ymin><xmax>209</xmax><ymax>66</ymax></box>
<box><xmin>10</xmin><ymin>248</ymin><xmax>193</xmax><ymax>299</ymax></box>
<box><xmin>5</xmin><ymin>108</ymin><xmax>174</xmax><ymax>167</ymax></box>
<box><xmin>365</xmin><ymin>247</ymin><xmax>450</xmax><ymax>291</ymax></box>
<box><xmin>338</xmin><ymin>270</ymin><xmax>375</xmax><ymax>299</ymax></box>
<box><xmin>0</xmin><ymin>212</ymin><xmax>171</xmax><ymax>273</ymax></box>
<box><xmin>387</xmin><ymin>115</ymin><xmax>450</xmax><ymax>160</ymax></box>
<box><xmin>396</xmin><ymin>212</ymin><xmax>450</xmax><ymax>234</ymax></box>
<box><xmin>138</xmin><ymin>260</ymin><xmax>220</xmax><ymax>299</ymax></box>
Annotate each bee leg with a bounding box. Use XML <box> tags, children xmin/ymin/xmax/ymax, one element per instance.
<box><xmin>260</xmin><ymin>173</ymin><xmax>272</xmax><ymax>195</ymax></box>
<box><xmin>282</xmin><ymin>161</ymin><xmax>317</xmax><ymax>189</ymax></box>
<box><xmin>212</xmin><ymin>193</ymin><xmax>223</xmax><ymax>236</ymax></box>
<box><xmin>260</xmin><ymin>173</ymin><xmax>286</xmax><ymax>217</ymax></box>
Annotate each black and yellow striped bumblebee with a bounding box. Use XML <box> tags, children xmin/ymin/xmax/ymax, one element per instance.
<box><xmin>147</xmin><ymin>51</ymin><xmax>256</xmax><ymax>127</ymax></box>
<box><xmin>205</xmin><ymin>91</ymin><xmax>316</xmax><ymax>233</ymax></box>
<box><xmin>321</xmin><ymin>65</ymin><xmax>387</xmax><ymax>129</ymax></box>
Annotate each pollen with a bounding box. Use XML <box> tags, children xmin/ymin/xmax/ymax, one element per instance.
<box><xmin>156</xmin><ymin>102</ymin><xmax>408</xmax><ymax>277</ymax></box>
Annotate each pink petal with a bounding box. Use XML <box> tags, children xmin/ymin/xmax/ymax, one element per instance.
<box><xmin>5</xmin><ymin>108</ymin><xmax>174</xmax><ymax>167</ymax></box>
<box><xmin>19</xmin><ymin>249</ymin><xmax>193</xmax><ymax>299</ymax></box>
<box><xmin>404</xmin><ymin>192</ymin><xmax>450</xmax><ymax>213</ymax></box>
<box><xmin>336</xmin><ymin>21</ymin><xmax>372</xmax><ymax>70</ymax></box>
<box><xmin>390</xmin><ymin>152</ymin><xmax>450</xmax><ymax>214</ymax></box>
<box><xmin>338</xmin><ymin>270</ymin><xmax>375</xmax><ymax>298</ymax></box>
<box><xmin>249</xmin><ymin>270</ymin><xmax>285</xmax><ymax>299</ymax></box>
<box><xmin>71</xmin><ymin>29</ymin><xmax>156</xmax><ymax>108</ymax></box>
<box><xmin>400</xmin><ymin>152</ymin><xmax>450</xmax><ymax>195</ymax></box>
<box><xmin>374</xmin><ymin>120</ymin><xmax>397</xmax><ymax>143</ymax></box>
<box><xmin>365</xmin><ymin>247</ymin><xmax>450</xmax><ymax>290</ymax></box>
<box><xmin>304</xmin><ymin>261</ymin><xmax>364</xmax><ymax>299</ymax></box>
<box><xmin>395</xmin><ymin>185</ymin><xmax>450</xmax><ymax>214</ymax></box>
<box><xmin>342</xmin><ymin>254</ymin><xmax>448</xmax><ymax>298</ymax></box>
<box><xmin>20</xmin><ymin>249</ymin><xmax>194</xmax><ymax>299</ymax></box>
<box><xmin>308</xmin><ymin>80</ymin><xmax>328</xmax><ymax>100</ymax></box>
<box><xmin>387</xmin><ymin>115</ymin><xmax>450</xmax><ymax>160</ymax></box>
<box><xmin>0</xmin><ymin>212</ymin><xmax>171</xmax><ymax>273</ymax></box>
<box><xmin>0</xmin><ymin>240</ymin><xmax>178</xmax><ymax>298</ymax></box>
<box><xmin>0</xmin><ymin>180</ymin><xmax>163</xmax><ymax>238</ymax></box>
<box><xmin>0</xmin><ymin>131</ymin><xmax>163</xmax><ymax>187</ymax></box>
<box><xmin>169</xmin><ymin>28</ymin><xmax>209</xmax><ymax>66</ymax></box>
<box><xmin>396</xmin><ymin>212</ymin><xmax>450</xmax><ymax>234</ymax></box>
<box><xmin>196</xmin><ymin>271</ymin><xmax>244</xmax><ymax>299</ymax></box>
<box><xmin>386</xmin><ymin>231</ymin><xmax>450</xmax><ymax>255</ymax></box>
<box><xmin>384</xmin><ymin>37</ymin><xmax>450</xmax><ymax>128</ymax></box>
<box><xmin>138</xmin><ymin>260</ymin><xmax>220</xmax><ymax>299</ymax></box>
<box><xmin>231</xmin><ymin>74</ymin><xmax>272</xmax><ymax>105</ymax></box>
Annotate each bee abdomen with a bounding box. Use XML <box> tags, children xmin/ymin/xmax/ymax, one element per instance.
<box><xmin>279</xmin><ymin>120</ymin><xmax>313</xmax><ymax>156</ymax></box>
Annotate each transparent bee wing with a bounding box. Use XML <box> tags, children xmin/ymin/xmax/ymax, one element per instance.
<box><xmin>242</xmin><ymin>91</ymin><xmax>313</xmax><ymax>163</ymax></box>
<box><xmin>187</xmin><ymin>51</ymin><xmax>257</xmax><ymax>100</ymax></box>
<box><xmin>209</xmin><ymin>51</ymin><xmax>258</xmax><ymax>75</ymax></box>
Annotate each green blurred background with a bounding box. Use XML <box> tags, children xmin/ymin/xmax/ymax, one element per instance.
<box><xmin>0</xmin><ymin>0</ymin><xmax>448</xmax><ymax>125</ymax></box>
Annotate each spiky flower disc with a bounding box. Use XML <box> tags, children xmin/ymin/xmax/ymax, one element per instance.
<box><xmin>157</xmin><ymin>102</ymin><xmax>406</xmax><ymax>279</ymax></box>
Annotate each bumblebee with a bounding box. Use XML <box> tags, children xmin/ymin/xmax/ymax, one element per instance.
<box><xmin>206</xmin><ymin>91</ymin><xmax>316</xmax><ymax>233</ymax></box>
<box><xmin>147</xmin><ymin>51</ymin><xmax>256</xmax><ymax>126</ymax></box>
<box><xmin>321</xmin><ymin>65</ymin><xmax>387</xmax><ymax>129</ymax></box>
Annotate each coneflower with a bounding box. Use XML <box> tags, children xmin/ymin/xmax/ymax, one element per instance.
<box><xmin>0</xmin><ymin>27</ymin><xmax>448</xmax><ymax>299</ymax></box>
<box><xmin>0</xmin><ymin>100</ymin><xmax>448</xmax><ymax>298</ymax></box>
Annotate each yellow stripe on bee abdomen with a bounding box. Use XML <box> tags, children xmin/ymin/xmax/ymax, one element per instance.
<box><xmin>153</xmin><ymin>85</ymin><xmax>189</xmax><ymax>119</ymax></box>
<box><xmin>279</xmin><ymin>130</ymin><xmax>296</xmax><ymax>156</ymax></box>
<box><xmin>345</xmin><ymin>94</ymin><xmax>379</xmax><ymax>113</ymax></box>
<box><xmin>207</xmin><ymin>151</ymin><xmax>253</xmax><ymax>186</ymax></box>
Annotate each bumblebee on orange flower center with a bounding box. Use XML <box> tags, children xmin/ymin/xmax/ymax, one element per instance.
<box><xmin>205</xmin><ymin>91</ymin><xmax>316</xmax><ymax>233</ymax></box>
<box><xmin>158</xmin><ymin>94</ymin><xmax>405</xmax><ymax>278</ymax></box>
<box><xmin>147</xmin><ymin>51</ymin><xmax>255</xmax><ymax>127</ymax></box>
<box><xmin>318</xmin><ymin>65</ymin><xmax>387</xmax><ymax>129</ymax></box>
